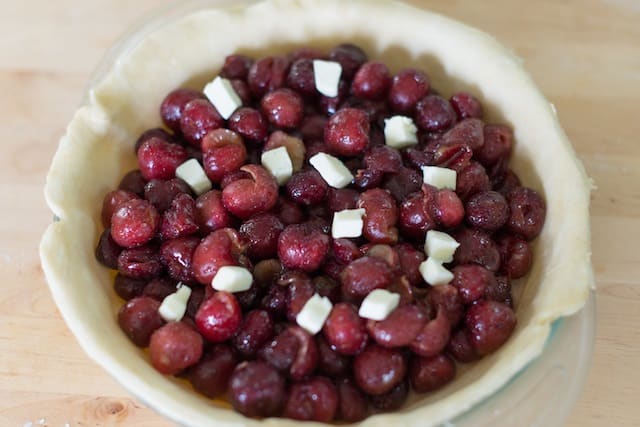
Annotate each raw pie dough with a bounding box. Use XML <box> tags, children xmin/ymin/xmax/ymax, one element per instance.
<box><xmin>39</xmin><ymin>0</ymin><xmax>595</xmax><ymax>426</ymax></box>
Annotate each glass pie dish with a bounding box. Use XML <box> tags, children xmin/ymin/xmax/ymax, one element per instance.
<box><xmin>40</xmin><ymin>0</ymin><xmax>595</xmax><ymax>426</ymax></box>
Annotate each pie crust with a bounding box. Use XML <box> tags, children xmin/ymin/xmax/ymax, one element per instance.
<box><xmin>39</xmin><ymin>0</ymin><xmax>594</xmax><ymax>425</ymax></box>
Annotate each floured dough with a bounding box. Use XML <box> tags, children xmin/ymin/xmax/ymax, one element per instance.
<box><xmin>39</xmin><ymin>0</ymin><xmax>594</xmax><ymax>426</ymax></box>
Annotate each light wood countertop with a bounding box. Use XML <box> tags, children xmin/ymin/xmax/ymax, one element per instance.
<box><xmin>1</xmin><ymin>0</ymin><xmax>638</xmax><ymax>425</ymax></box>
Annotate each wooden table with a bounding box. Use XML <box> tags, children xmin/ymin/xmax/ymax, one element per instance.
<box><xmin>2</xmin><ymin>0</ymin><xmax>638</xmax><ymax>425</ymax></box>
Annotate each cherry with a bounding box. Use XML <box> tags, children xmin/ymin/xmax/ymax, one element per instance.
<box><xmin>484</xmin><ymin>275</ymin><xmax>513</xmax><ymax>306</ymax></box>
<box><xmin>477</xmin><ymin>124</ymin><xmax>514</xmax><ymax>168</ymax></box>
<box><xmin>160</xmin><ymin>88</ymin><xmax>205</xmax><ymax>132</ymax></box>
<box><xmin>221</xmin><ymin>54</ymin><xmax>253</xmax><ymax>80</ymax></box>
<box><xmin>117</xmin><ymin>296</ymin><xmax>163</xmax><ymax>347</ymax></box>
<box><xmin>370</xmin><ymin>380</ymin><xmax>409</xmax><ymax>412</ymax></box>
<box><xmin>118</xmin><ymin>169</ymin><xmax>146</xmax><ymax>197</ymax></box>
<box><xmin>409</xmin><ymin>308</ymin><xmax>451</xmax><ymax>358</ymax></box>
<box><xmin>353</xmin><ymin>345</ymin><xmax>407</xmax><ymax>395</ymax></box>
<box><xmin>188</xmin><ymin>344</ymin><xmax>237</xmax><ymax>398</ymax></box>
<box><xmin>271</xmin><ymin>196</ymin><xmax>304</xmax><ymax>226</ymax></box>
<box><xmin>465</xmin><ymin>300</ymin><xmax>516</xmax><ymax>355</ymax></box>
<box><xmin>323</xmin><ymin>302</ymin><xmax>368</xmax><ymax>355</ymax></box>
<box><xmin>340</xmin><ymin>256</ymin><xmax>394</xmax><ymax>301</ymax></box>
<box><xmin>318</xmin><ymin>79</ymin><xmax>349</xmax><ymax>115</ymax></box>
<box><xmin>284</xmin><ymin>377</ymin><xmax>338</xmax><ymax>422</ymax></box>
<box><xmin>336</xmin><ymin>378</ymin><xmax>369</xmax><ymax>422</ymax></box>
<box><xmin>259</xmin><ymin>325</ymin><xmax>318</xmax><ymax>380</ymax></box>
<box><xmin>441</xmin><ymin>118</ymin><xmax>484</xmax><ymax>152</ymax></box>
<box><xmin>222</xmin><ymin>165</ymin><xmax>279</xmax><ymax>219</ymax></box>
<box><xmin>286</xmin><ymin>170</ymin><xmax>328</xmax><ymax>206</ymax></box>
<box><xmin>316</xmin><ymin>335</ymin><xmax>350</xmax><ymax>377</ymax></box>
<box><xmin>507</xmin><ymin>186</ymin><xmax>546</xmax><ymax>240</ymax></box>
<box><xmin>195</xmin><ymin>190</ymin><xmax>234</xmax><ymax>234</ymax></box>
<box><xmin>388</xmin><ymin>68</ymin><xmax>429</xmax><ymax>114</ymax></box>
<box><xmin>232</xmin><ymin>309</ymin><xmax>275</xmax><ymax>359</ymax></box>
<box><xmin>456</xmin><ymin>161</ymin><xmax>491</xmax><ymax>201</ymax></box>
<box><xmin>252</xmin><ymin>258</ymin><xmax>281</xmax><ymax>289</ymax></box>
<box><xmin>395</xmin><ymin>243</ymin><xmax>425</xmax><ymax>287</ymax></box>
<box><xmin>430</xmin><ymin>188</ymin><xmax>465</xmax><ymax>228</ymax></box>
<box><xmin>450</xmin><ymin>92</ymin><xmax>483</xmax><ymax>119</ymax></box>
<box><xmin>261</xmin><ymin>88</ymin><xmax>304</xmax><ymax>129</ymax></box>
<box><xmin>331</xmin><ymin>238</ymin><xmax>361</xmax><ymax>265</ymax></box>
<box><xmin>159</xmin><ymin>236</ymin><xmax>199</xmax><ymax>283</ymax></box>
<box><xmin>367</xmin><ymin>304</ymin><xmax>427</xmax><ymax>348</ymax></box>
<box><xmin>142</xmin><ymin>277</ymin><xmax>177</xmax><ymax>301</ymax></box>
<box><xmin>327</xmin><ymin>188</ymin><xmax>360</xmax><ymax>213</ymax></box>
<box><xmin>324</xmin><ymin>108</ymin><xmax>370</xmax><ymax>157</ymax></box>
<box><xmin>414</xmin><ymin>95</ymin><xmax>456</xmax><ymax>132</ymax></box>
<box><xmin>117</xmin><ymin>245</ymin><xmax>163</xmax><ymax>280</ymax></box>
<box><xmin>229</xmin><ymin>361</ymin><xmax>286</xmax><ymax>417</ymax></box>
<box><xmin>110</xmin><ymin>199</ymin><xmax>159</xmax><ymax>248</ymax></box>
<box><xmin>143</xmin><ymin>178</ymin><xmax>191</xmax><ymax>213</ymax></box>
<box><xmin>353</xmin><ymin>168</ymin><xmax>384</xmax><ymax>191</ymax></box>
<box><xmin>364</xmin><ymin>146</ymin><xmax>402</xmax><ymax>176</ymax></box>
<box><xmin>260</xmin><ymin>285</ymin><xmax>288</xmax><ymax>319</ymax></box>
<box><xmin>453</xmin><ymin>227</ymin><xmax>501</xmax><ymax>272</ymax></box>
<box><xmin>300</xmin><ymin>114</ymin><xmax>327</xmax><ymax>141</ymax></box>
<box><xmin>428</xmin><ymin>284</ymin><xmax>464</xmax><ymax>328</ymax></box>
<box><xmin>383</xmin><ymin>167</ymin><xmax>422</xmax><ymax>202</ymax></box>
<box><xmin>113</xmin><ymin>273</ymin><xmax>146</xmax><ymax>301</ymax></box>
<box><xmin>496</xmin><ymin>234</ymin><xmax>533</xmax><ymax>279</ymax></box>
<box><xmin>328</xmin><ymin>43</ymin><xmax>367</xmax><ymax>79</ymax></box>
<box><xmin>351</xmin><ymin>61</ymin><xmax>391</xmax><ymax>100</ymax></box>
<box><xmin>137</xmin><ymin>137</ymin><xmax>187</xmax><ymax>181</ymax></box>
<box><xmin>239</xmin><ymin>213</ymin><xmax>284</xmax><ymax>260</ymax></box>
<box><xmin>95</xmin><ymin>228</ymin><xmax>122</xmax><ymax>269</ymax></box>
<box><xmin>191</xmin><ymin>228</ymin><xmax>247</xmax><ymax>285</ymax></box>
<box><xmin>195</xmin><ymin>291</ymin><xmax>243</xmax><ymax>343</ymax></box>
<box><xmin>286</xmin><ymin>58</ymin><xmax>317</xmax><ymax>97</ymax></box>
<box><xmin>451</xmin><ymin>264</ymin><xmax>496</xmax><ymax>304</ymax></box>
<box><xmin>358</xmin><ymin>189</ymin><xmax>398</xmax><ymax>244</ymax></box>
<box><xmin>277</xmin><ymin>223</ymin><xmax>330</xmax><ymax>272</ymax></box>
<box><xmin>101</xmin><ymin>190</ymin><xmax>138</xmax><ymax>228</ymax></box>
<box><xmin>149</xmin><ymin>321</ymin><xmax>203</xmax><ymax>375</ymax></box>
<box><xmin>228</xmin><ymin>107</ymin><xmax>268</xmax><ymax>144</ymax></box>
<box><xmin>409</xmin><ymin>354</ymin><xmax>456</xmax><ymax>393</ymax></box>
<box><xmin>159</xmin><ymin>193</ymin><xmax>199</xmax><ymax>240</ymax></box>
<box><xmin>247</xmin><ymin>56</ymin><xmax>291</xmax><ymax>98</ymax></box>
<box><xmin>264</xmin><ymin>130</ymin><xmax>306</xmax><ymax>172</ymax></box>
<box><xmin>495</xmin><ymin>169</ymin><xmax>522</xmax><ymax>197</ymax></box>
<box><xmin>201</xmin><ymin>128</ymin><xmax>247</xmax><ymax>183</ymax></box>
<box><xmin>465</xmin><ymin>190</ymin><xmax>510</xmax><ymax>232</ymax></box>
<box><xmin>282</xmin><ymin>271</ymin><xmax>315</xmax><ymax>321</ymax></box>
<box><xmin>447</xmin><ymin>328</ymin><xmax>479</xmax><ymax>363</ymax></box>
<box><xmin>179</xmin><ymin>99</ymin><xmax>224</xmax><ymax>146</ymax></box>
<box><xmin>399</xmin><ymin>191</ymin><xmax>436</xmax><ymax>241</ymax></box>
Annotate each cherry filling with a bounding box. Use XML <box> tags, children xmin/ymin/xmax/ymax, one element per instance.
<box><xmin>96</xmin><ymin>43</ymin><xmax>546</xmax><ymax>422</ymax></box>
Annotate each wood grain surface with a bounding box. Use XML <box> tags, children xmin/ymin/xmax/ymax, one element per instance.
<box><xmin>1</xmin><ymin>0</ymin><xmax>638</xmax><ymax>426</ymax></box>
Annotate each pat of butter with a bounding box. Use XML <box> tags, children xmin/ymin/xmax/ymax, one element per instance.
<box><xmin>424</xmin><ymin>230</ymin><xmax>460</xmax><ymax>263</ymax></box>
<box><xmin>358</xmin><ymin>289</ymin><xmax>401</xmax><ymax>321</ymax></box>
<box><xmin>203</xmin><ymin>76</ymin><xmax>242</xmax><ymax>120</ymax></box>
<box><xmin>384</xmin><ymin>116</ymin><xmax>418</xmax><ymax>149</ymax></box>
<box><xmin>211</xmin><ymin>266</ymin><xmax>253</xmax><ymax>293</ymax></box>
<box><xmin>309</xmin><ymin>152</ymin><xmax>354</xmax><ymax>189</ymax></box>
<box><xmin>296</xmin><ymin>293</ymin><xmax>333</xmax><ymax>335</ymax></box>
<box><xmin>313</xmin><ymin>59</ymin><xmax>342</xmax><ymax>97</ymax></box>
<box><xmin>419</xmin><ymin>257</ymin><xmax>454</xmax><ymax>286</ymax></box>
<box><xmin>261</xmin><ymin>146</ymin><xmax>293</xmax><ymax>185</ymax></box>
<box><xmin>175</xmin><ymin>158</ymin><xmax>212</xmax><ymax>196</ymax></box>
<box><xmin>159</xmin><ymin>284</ymin><xmax>192</xmax><ymax>322</ymax></box>
<box><xmin>422</xmin><ymin>166</ymin><xmax>457</xmax><ymax>190</ymax></box>
<box><xmin>331</xmin><ymin>208</ymin><xmax>366</xmax><ymax>239</ymax></box>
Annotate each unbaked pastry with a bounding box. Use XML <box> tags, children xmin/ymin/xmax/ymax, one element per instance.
<box><xmin>40</xmin><ymin>0</ymin><xmax>594</xmax><ymax>426</ymax></box>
